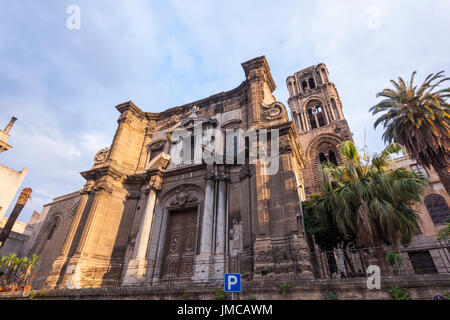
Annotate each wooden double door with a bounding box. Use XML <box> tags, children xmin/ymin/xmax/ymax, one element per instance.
<box><xmin>162</xmin><ymin>207</ymin><xmax>198</xmax><ymax>280</ymax></box>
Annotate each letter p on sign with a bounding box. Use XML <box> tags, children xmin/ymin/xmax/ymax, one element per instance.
<box><xmin>224</xmin><ymin>273</ymin><xmax>241</xmax><ymax>292</ymax></box>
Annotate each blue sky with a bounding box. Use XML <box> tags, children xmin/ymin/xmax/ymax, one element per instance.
<box><xmin>1</xmin><ymin>0</ymin><xmax>449</xmax><ymax>222</ymax></box>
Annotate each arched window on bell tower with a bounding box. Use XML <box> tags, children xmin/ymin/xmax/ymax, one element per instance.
<box><xmin>307</xmin><ymin>104</ymin><xmax>327</xmax><ymax>129</ymax></box>
<box><xmin>328</xmin><ymin>150</ymin><xmax>338</xmax><ymax>166</ymax></box>
<box><xmin>316</xmin><ymin>144</ymin><xmax>340</xmax><ymax>168</ymax></box>
<box><xmin>331</xmin><ymin>98</ymin><xmax>340</xmax><ymax>120</ymax></box>
<box><xmin>302</xmin><ymin>81</ymin><xmax>308</xmax><ymax>92</ymax></box>
<box><xmin>319</xmin><ymin>153</ymin><xmax>327</xmax><ymax>163</ymax></box>
<box><xmin>308</xmin><ymin>108</ymin><xmax>317</xmax><ymax>129</ymax></box>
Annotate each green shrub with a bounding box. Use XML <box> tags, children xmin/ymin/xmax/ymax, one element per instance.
<box><xmin>214</xmin><ymin>288</ymin><xmax>228</xmax><ymax>300</ymax></box>
<box><xmin>437</xmin><ymin>223</ymin><xmax>450</xmax><ymax>240</ymax></box>
<box><xmin>182</xmin><ymin>292</ymin><xmax>191</xmax><ymax>300</ymax></box>
<box><xmin>389</xmin><ymin>285</ymin><xmax>410</xmax><ymax>300</ymax></box>
<box><xmin>443</xmin><ymin>292</ymin><xmax>450</xmax><ymax>300</ymax></box>
<box><xmin>386</xmin><ymin>251</ymin><xmax>403</xmax><ymax>274</ymax></box>
<box><xmin>321</xmin><ymin>290</ymin><xmax>338</xmax><ymax>300</ymax></box>
<box><xmin>277</xmin><ymin>282</ymin><xmax>292</xmax><ymax>295</ymax></box>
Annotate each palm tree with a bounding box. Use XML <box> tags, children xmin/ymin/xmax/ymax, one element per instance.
<box><xmin>307</xmin><ymin>141</ymin><xmax>428</xmax><ymax>270</ymax></box>
<box><xmin>370</xmin><ymin>71</ymin><xmax>450</xmax><ymax>194</ymax></box>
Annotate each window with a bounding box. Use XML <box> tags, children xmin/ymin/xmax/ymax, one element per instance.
<box><xmin>319</xmin><ymin>153</ymin><xmax>327</xmax><ymax>163</ymax></box>
<box><xmin>150</xmin><ymin>148</ymin><xmax>162</xmax><ymax>161</ymax></box>
<box><xmin>190</xmin><ymin>135</ymin><xmax>195</xmax><ymax>161</ymax></box>
<box><xmin>410</xmin><ymin>164</ymin><xmax>429</xmax><ymax>178</ymax></box>
<box><xmin>47</xmin><ymin>225</ymin><xmax>57</xmax><ymax>240</ymax></box>
<box><xmin>308</xmin><ymin>108</ymin><xmax>317</xmax><ymax>129</ymax></box>
<box><xmin>308</xmin><ymin>77</ymin><xmax>316</xmax><ymax>89</ymax></box>
<box><xmin>308</xmin><ymin>105</ymin><xmax>327</xmax><ymax>129</ymax></box>
<box><xmin>316</xmin><ymin>107</ymin><xmax>326</xmax><ymax>127</ymax></box>
<box><xmin>328</xmin><ymin>151</ymin><xmax>338</xmax><ymax>166</ymax></box>
<box><xmin>301</xmin><ymin>81</ymin><xmax>308</xmax><ymax>91</ymax></box>
<box><xmin>408</xmin><ymin>251</ymin><xmax>437</xmax><ymax>274</ymax></box>
<box><xmin>425</xmin><ymin>194</ymin><xmax>450</xmax><ymax>225</ymax></box>
<box><xmin>179</xmin><ymin>131</ymin><xmax>195</xmax><ymax>163</ymax></box>
<box><xmin>317</xmin><ymin>150</ymin><xmax>339</xmax><ymax>166</ymax></box>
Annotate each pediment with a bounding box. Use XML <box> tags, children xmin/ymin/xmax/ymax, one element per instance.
<box><xmin>147</xmin><ymin>152</ymin><xmax>171</xmax><ymax>170</ymax></box>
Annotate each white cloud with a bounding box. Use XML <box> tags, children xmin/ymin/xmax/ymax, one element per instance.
<box><xmin>80</xmin><ymin>132</ymin><xmax>111</xmax><ymax>154</ymax></box>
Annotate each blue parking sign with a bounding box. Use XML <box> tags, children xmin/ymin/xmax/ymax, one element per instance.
<box><xmin>224</xmin><ymin>273</ymin><xmax>241</xmax><ymax>292</ymax></box>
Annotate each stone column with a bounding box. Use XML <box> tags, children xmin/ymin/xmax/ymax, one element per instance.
<box><xmin>302</xmin><ymin>110</ymin><xmax>309</xmax><ymax>131</ymax></box>
<box><xmin>200</xmin><ymin>173</ymin><xmax>215</xmax><ymax>254</ymax></box>
<box><xmin>192</xmin><ymin>171</ymin><xmax>215</xmax><ymax>282</ymax></box>
<box><xmin>122</xmin><ymin>174</ymin><xmax>161</xmax><ymax>286</ymax></box>
<box><xmin>212</xmin><ymin>175</ymin><xmax>227</xmax><ymax>281</ymax></box>
<box><xmin>134</xmin><ymin>189</ymin><xmax>157</xmax><ymax>259</ymax></box>
<box><xmin>215</xmin><ymin>177</ymin><xmax>226</xmax><ymax>254</ymax></box>
<box><xmin>323</xmin><ymin>104</ymin><xmax>330</xmax><ymax>124</ymax></box>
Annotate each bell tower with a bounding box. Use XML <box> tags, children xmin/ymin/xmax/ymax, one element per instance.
<box><xmin>286</xmin><ymin>63</ymin><xmax>353</xmax><ymax>198</ymax></box>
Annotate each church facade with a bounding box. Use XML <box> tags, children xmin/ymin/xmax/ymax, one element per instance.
<box><xmin>21</xmin><ymin>56</ymin><xmax>450</xmax><ymax>291</ymax></box>
<box><xmin>31</xmin><ymin>57</ymin><xmax>323</xmax><ymax>289</ymax></box>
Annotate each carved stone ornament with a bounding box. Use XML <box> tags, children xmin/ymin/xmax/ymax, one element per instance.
<box><xmin>170</xmin><ymin>186</ymin><xmax>198</xmax><ymax>205</ymax></box>
<box><xmin>147</xmin><ymin>175</ymin><xmax>162</xmax><ymax>191</ymax></box>
<box><xmin>93</xmin><ymin>180</ymin><xmax>114</xmax><ymax>193</ymax></box>
<box><xmin>216</xmin><ymin>173</ymin><xmax>229</xmax><ymax>181</ymax></box>
<box><xmin>204</xmin><ymin>170</ymin><xmax>216</xmax><ymax>180</ymax></box>
<box><xmin>117</xmin><ymin>112</ymin><xmax>133</xmax><ymax>125</ymax></box>
<box><xmin>94</xmin><ymin>146</ymin><xmax>110</xmax><ymax>165</ymax></box>
<box><xmin>260</xmin><ymin>102</ymin><xmax>284</xmax><ymax>120</ymax></box>
<box><xmin>81</xmin><ymin>181</ymin><xmax>95</xmax><ymax>194</ymax></box>
<box><xmin>239</xmin><ymin>165</ymin><xmax>251</xmax><ymax>181</ymax></box>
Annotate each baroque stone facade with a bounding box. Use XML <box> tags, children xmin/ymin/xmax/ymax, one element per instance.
<box><xmin>32</xmin><ymin>56</ymin><xmax>316</xmax><ymax>289</ymax></box>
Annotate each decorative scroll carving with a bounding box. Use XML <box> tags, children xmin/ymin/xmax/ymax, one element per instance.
<box><xmin>93</xmin><ymin>146</ymin><xmax>110</xmax><ymax>165</ymax></box>
<box><xmin>260</xmin><ymin>102</ymin><xmax>284</xmax><ymax>121</ymax></box>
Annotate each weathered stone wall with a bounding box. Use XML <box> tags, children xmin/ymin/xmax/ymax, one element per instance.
<box><xmin>2</xmin><ymin>274</ymin><xmax>449</xmax><ymax>300</ymax></box>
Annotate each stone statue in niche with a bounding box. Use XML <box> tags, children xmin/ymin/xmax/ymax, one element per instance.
<box><xmin>229</xmin><ymin>218</ymin><xmax>243</xmax><ymax>257</ymax></box>
<box><xmin>170</xmin><ymin>186</ymin><xmax>198</xmax><ymax>206</ymax></box>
